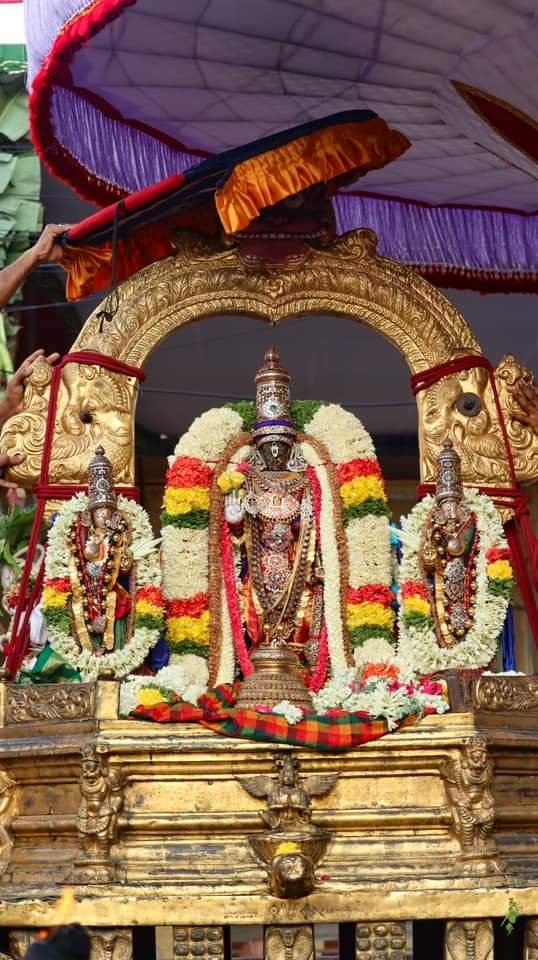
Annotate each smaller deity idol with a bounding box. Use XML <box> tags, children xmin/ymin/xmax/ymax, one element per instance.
<box><xmin>419</xmin><ymin>439</ymin><xmax>477</xmax><ymax>647</ymax></box>
<box><xmin>69</xmin><ymin>446</ymin><xmax>133</xmax><ymax>654</ymax></box>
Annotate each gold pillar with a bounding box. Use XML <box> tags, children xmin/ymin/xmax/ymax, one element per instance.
<box><xmin>444</xmin><ymin>920</ymin><xmax>494</xmax><ymax>960</ymax></box>
<box><xmin>265</xmin><ymin>926</ymin><xmax>314</xmax><ymax>960</ymax></box>
<box><xmin>173</xmin><ymin>927</ymin><xmax>225</xmax><ymax>959</ymax></box>
<box><xmin>525</xmin><ymin>918</ymin><xmax>538</xmax><ymax>960</ymax></box>
<box><xmin>355</xmin><ymin>922</ymin><xmax>412</xmax><ymax>959</ymax></box>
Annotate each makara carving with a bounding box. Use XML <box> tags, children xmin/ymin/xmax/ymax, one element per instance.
<box><xmin>265</xmin><ymin>925</ymin><xmax>314</xmax><ymax>960</ymax></box>
<box><xmin>0</xmin><ymin>768</ymin><xmax>16</xmax><ymax>877</ymax></box>
<box><xmin>71</xmin><ymin>743</ymin><xmax>125</xmax><ymax>884</ymax></box>
<box><xmin>441</xmin><ymin>737</ymin><xmax>499</xmax><ymax>874</ymax></box>
<box><xmin>1</xmin><ymin>358</ymin><xmax>137</xmax><ymax>488</ymax></box>
<box><xmin>238</xmin><ymin>754</ymin><xmax>337</xmax><ymax>898</ymax></box>
<box><xmin>444</xmin><ymin>919</ymin><xmax>494</xmax><ymax>960</ymax></box>
<box><xmin>173</xmin><ymin>927</ymin><xmax>224</xmax><ymax>960</ymax></box>
<box><xmin>5</xmin><ymin>682</ymin><xmax>94</xmax><ymax>724</ymax></box>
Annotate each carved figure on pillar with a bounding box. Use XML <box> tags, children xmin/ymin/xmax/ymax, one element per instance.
<box><xmin>441</xmin><ymin>737</ymin><xmax>499</xmax><ymax>874</ymax></box>
<box><xmin>71</xmin><ymin>743</ymin><xmax>124</xmax><ymax>883</ymax></box>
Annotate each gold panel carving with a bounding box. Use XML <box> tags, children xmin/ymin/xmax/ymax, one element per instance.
<box><xmin>525</xmin><ymin>918</ymin><xmax>538</xmax><ymax>960</ymax></box>
<box><xmin>5</xmin><ymin>683</ymin><xmax>95</xmax><ymax>725</ymax></box>
<box><xmin>440</xmin><ymin>737</ymin><xmax>499</xmax><ymax>875</ymax></box>
<box><xmin>474</xmin><ymin>675</ymin><xmax>538</xmax><ymax>712</ymax></box>
<box><xmin>71</xmin><ymin>744</ymin><xmax>125</xmax><ymax>884</ymax></box>
<box><xmin>0</xmin><ymin>358</ymin><xmax>137</xmax><ymax>488</ymax></box>
<box><xmin>355</xmin><ymin>922</ymin><xmax>412</xmax><ymax>959</ymax></box>
<box><xmin>444</xmin><ymin>919</ymin><xmax>493</xmax><ymax>960</ymax></box>
<box><xmin>89</xmin><ymin>929</ymin><xmax>132</xmax><ymax>960</ymax></box>
<box><xmin>265</xmin><ymin>925</ymin><xmax>314</xmax><ymax>960</ymax></box>
<box><xmin>0</xmin><ymin>769</ymin><xmax>16</xmax><ymax>877</ymax></box>
<box><xmin>173</xmin><ymin>927</ymin><xmax>224</xmax><ymax>960</ymax></box>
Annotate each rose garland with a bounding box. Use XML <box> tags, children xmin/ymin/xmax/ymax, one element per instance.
<box><xmin>41</xmin><ymin>493</ymin><xmax>164</xmax><ymax>680</ymax></box>
<box><xmin>397</xmin><ymin>491</ymin><xmax>514</xmax><ymax>673</ymax></box>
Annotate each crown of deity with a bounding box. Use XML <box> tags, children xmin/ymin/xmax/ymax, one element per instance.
<box><xmin>87</xmin><ymin>445</ymin><xmax>116</xmax><ymax>510</ymax></box>
<box><xmin>253</xmin><ymin>347</ymin><xmax>296</xmax><ymax>446</ymax></box>
<box><xmin>435</xmin><ymin>438</ymin><xmax>463</xmax><ymax>501</ymax></box>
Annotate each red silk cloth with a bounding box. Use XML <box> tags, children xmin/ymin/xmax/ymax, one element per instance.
<box><xmin>412</xmin><ymin>355</ymin><xmax>538</xmax><ymax>644</ymax></box>
<box><xmin>4</xmin><ymin>351</ymin><xmax>144</xmax><ymax>677</ymax></box>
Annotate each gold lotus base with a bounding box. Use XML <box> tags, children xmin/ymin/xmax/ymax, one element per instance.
<box><xmin>235</xmin><ymin>646</ymin><xmax>313</xmax><ymax>711</ymax></box>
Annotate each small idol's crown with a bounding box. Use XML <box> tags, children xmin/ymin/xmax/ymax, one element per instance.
<box><xmin>87</xmin><ymin>445</ymin><xmax>116</xmax><ymax>511</ymax></box>
<box><xmin>254</xmin><ymin>347</ymin><xmax>296</xmax><ymax>445</ymax></box>
<box><xmin>435</xmin><ymin>438</ymin><xmax>463</xmax><ymax>501</ymax></box>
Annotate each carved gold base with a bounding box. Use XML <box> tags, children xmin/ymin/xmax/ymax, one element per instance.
<box><xmin>0</xmin><ymin>678</ymin><xmax>538</xmax><ymax>925</ymax></box>
<box><xmin>235</xmin><ymin>646</ymin><xmax>313</xmax><ymax>710</ymax></box>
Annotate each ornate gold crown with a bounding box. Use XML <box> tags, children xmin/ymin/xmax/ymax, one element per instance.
<box><xmin>253</xmin><ymin>347</ymin><xmax>296</xmax><ymax>445</ymax></box>
<box><xmin>435</xmin><ymin>438</ymin><xmax>463</xmax><ymax>501</ymax></box>
<box><xmin>87</xmin><ymin>446</ymin><xmax>116</xmax><ymax>511</ymax></box>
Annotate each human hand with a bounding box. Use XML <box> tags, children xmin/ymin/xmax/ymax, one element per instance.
<box><xmin>513</xmin><ymin>383</ymin><xmax>538</xmax><ymax>435</ymax></box>
<box><xmin>30</xmin><ymin>223</ymin><xmax>71</xmax><ymax>263</ymax></box>
<box><xmin>224</xmin><ymin>491</ymin><xmax>245</xmax><ymax>525</ymax></box>
<box><xmin>0</xmin><ymin>451</ymin><xmax>25</xmax><ymax>488</ymax></box>
<box><xmin>0</xmin><ymin>349</ymin><xmax>59</xmax><ymax>425</ymax></box>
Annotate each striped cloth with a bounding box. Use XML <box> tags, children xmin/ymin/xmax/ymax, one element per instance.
<box><xmin>131</xmin><ymin>684</ymin><xmax>416</xmax><ymax>752</ymax></box>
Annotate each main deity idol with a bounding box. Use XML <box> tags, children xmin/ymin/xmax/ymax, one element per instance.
<box><xmin>222</xmin><ymin>350</ymin><xmax>323</xmax><ymax>707</ymax></box>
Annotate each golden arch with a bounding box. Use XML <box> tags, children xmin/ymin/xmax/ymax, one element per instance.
<box><xmin>2</xmin><ymin>229</ymin><xmax>536</xmax><ymax>493</ymax></box>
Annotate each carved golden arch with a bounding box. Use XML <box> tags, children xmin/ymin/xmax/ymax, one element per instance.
<box><xmin>2</xmin><ymin>229</ymin><xmax>536</xmax><ymax>491</ymax></box>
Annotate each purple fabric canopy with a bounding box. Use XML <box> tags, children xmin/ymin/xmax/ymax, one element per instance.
<box><xmin>25</xmin><ymin>0</ymin><xmax>538</xmax><ymax>283</ymax></box>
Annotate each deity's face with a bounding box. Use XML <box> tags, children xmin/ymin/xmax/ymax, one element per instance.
<box><xmin>92</xmin><ymin>506</ymin><xmax>113</xmax><ymax>529</ymax></box>
<box><xmin>438</xmin><ymin>496</ymin><xmax>463</xmax><ymax>523</ymax></box>
<box><xmin>258</xmin><ymin>439</ymin><xmax>292</xmax><ymax>471</ymax></box>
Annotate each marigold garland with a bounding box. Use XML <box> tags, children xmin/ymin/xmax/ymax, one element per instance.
<box><xmin>397</xmin><ymin>491</ymin><xmax>513</xmax><ymax>673</ymax></box>
<box><xmin>40</xmin><ymin>494</ymin><xmax>164</xmax><ymax>680</ymax></box>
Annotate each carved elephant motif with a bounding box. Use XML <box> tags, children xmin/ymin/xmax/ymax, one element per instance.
<box><xmin>0</xmin><ymin>356</ymin><xmax>137</xmax><ymax>488</ymax></box>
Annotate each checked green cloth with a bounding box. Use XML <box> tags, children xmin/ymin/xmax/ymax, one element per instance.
<box><xmin>131</xmin><ymin>684</ymin><xmax>417</xmax><ymax>751</ymax></box>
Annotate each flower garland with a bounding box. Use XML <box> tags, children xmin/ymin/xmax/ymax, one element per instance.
<box><xmin>311</xmin><ymin>662</ymin><xmax>449</xmax><ymax>730</ymax></box>
<box><xmin>397</xmin><ymin>491</ymin><xmax>514</xmax><ymax>673</ymax></box>
<box><xmin>161</xmin><ymin>401</ymin><xmax>395</xmax><ymax>692</ymax></box>
<box><xmin>160</xmin><ymin>408</ymin><xmax>243</xmax><ymax>677</ymax></box>
<box><xmin>41</xmin><ymin>494</ymin><xmax>164</xmax><ymax>680</ymax></box>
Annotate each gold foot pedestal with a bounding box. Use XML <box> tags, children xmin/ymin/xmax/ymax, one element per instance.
<box><xmin>235</xmin><ymin>646</ymin><xmax>313</xmax><ymax>711</ymax></box>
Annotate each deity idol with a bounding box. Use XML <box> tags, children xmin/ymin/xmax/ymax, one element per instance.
<box><xmin>69</xmin><ymin>446</ymin><xmax>133</xmax><ymax>654</ymax></box>
<box><xmin>222</xmin><ymin>350</ymin><xmax>322</xmax><ymax>707</ymax></box>
<box><xmin>419</xmin><ymin>439</ymin><xmax>477</xmax><ymax>646</ymax></box>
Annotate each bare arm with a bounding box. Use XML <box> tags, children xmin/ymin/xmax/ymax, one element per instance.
<box><xmin>0</xmin><ymin>349</ymin><xmax>59</xmax><ymax>429</ymax></box>
<box><xmin>0</xmin><ymin>224</ymin><xmax>69</xmax><ymax>311</ymax></box>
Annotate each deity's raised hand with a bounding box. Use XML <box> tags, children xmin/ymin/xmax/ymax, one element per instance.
<box><xmin>224</xmin><ymin>491</ymin><xmax>245</xmax><ymax>525</ymax></box>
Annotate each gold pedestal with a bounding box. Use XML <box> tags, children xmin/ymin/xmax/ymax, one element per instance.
<box><xmin>235</xmin><ymin>646</ymin><xmax>313</xmax><ymax>711</ymax></box>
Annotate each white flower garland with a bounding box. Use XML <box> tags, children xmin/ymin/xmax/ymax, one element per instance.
<box><xmin>397</xmin><ymin>491</ymin><xmax>511</xmax><ymax>673</ymax></box>
<box><xmin>312</xmin><ymin>668</ymin><xmax>449</xmax><ymax>730</ymax></box>
<box><xmin>44</xmin><ymin>494</ymin><xmax>162</xmax><ymax>680</ymax></box>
